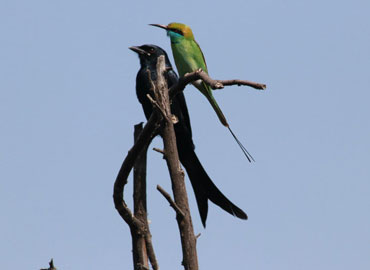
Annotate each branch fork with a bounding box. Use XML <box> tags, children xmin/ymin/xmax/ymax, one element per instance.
<box><xmin>114</xmin><ymin>55</ymin><xmax>266</xmax><ymax>270</ymax></box>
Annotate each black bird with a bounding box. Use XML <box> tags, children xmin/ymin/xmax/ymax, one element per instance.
<box><xmin>129</xmin><ymin>44</ymin><xmax>247</xmax><ymax>227</ymax></box>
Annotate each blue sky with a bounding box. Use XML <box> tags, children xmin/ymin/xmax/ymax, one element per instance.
<box><xmin>1</xmin><ymin>0</ymin><xmax>369</xmax><ymax>269</ymax></box>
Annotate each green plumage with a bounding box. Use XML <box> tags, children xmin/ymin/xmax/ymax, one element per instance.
<box><xmin>150</xmin><ymin>22</ymin><xmax>254</xmax><ymax>162</ymax></box>
<box><xmin>167</xmin><ymin>23</ymin><xmax>229</xmax><ymax>126</ymax></box>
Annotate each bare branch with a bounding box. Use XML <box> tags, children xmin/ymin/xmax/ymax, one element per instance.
<box><xmin>135</xmin><ymin>263</ymin><xmax>149</xmax><ymax>270</ymax></box>
<box><xmin>113</xmin><ymin>114</ymin><xmax>159</xmax><ymax>230</ymax></box>
<box><xmin>218</xmin><ymin>78</ymin><xmax>266</xmax><ymax>89</ymax></box>
<box><xmin>145</xmin><ymin>232</ymin><xmax>159</xmax><ymax>270</ymax></box>
<box><xmin>116</xmin><ymin>56</ymin><xmax>265</xmax><ymax>270</ymax></box>
<box><xmin>114</xmin><ymin>120</ymin><xmax>161</xmax><ymax>270</ymax></box>
<box><xmin>146</xmin><ymin>68</ymin><xmax>155</xmax><ymax>92</ymax></box>
<box><xmin>157</xmin><ymin>185</ymin><xmax>185</xmax><ymax>218</ymax></box>
<box><xmin>153</xmin><ymin>147</ymin><xmax>165</xmax><ymax>155</ymax></box>
<box><xmin>146</xmin><ymin>94</ymin><xmax>168</xmax><ymax>120</ymax></box>
<box><xmin>191</xmin><ymin>69</ymin><xmax>224</xmax><ymax>89</ymax></box>
<box><xmin>132</xmin><ymin>124</ymin><xmax>159</xmax><ymax>270</ymax></box>
<box><xmin>154</xmin><ymin>55</ymin><xmax>199</xmax><ymax>270</ymax></box>
<box><xmin>169</xmin><ymin>68</ymin><xmax>266</xmax><ymax>99</ymax></box>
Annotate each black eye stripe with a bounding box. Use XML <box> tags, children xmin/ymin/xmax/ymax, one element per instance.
<box><xmin>170</xmin><ymin>28</ymin><xmax>183</xmax><ymax>36</ymax></box>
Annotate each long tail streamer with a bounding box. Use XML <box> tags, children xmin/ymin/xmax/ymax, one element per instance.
<box><xmin>228</xmin><ymin>127</ymin><xmax>255</xmax><ymax>162</ymax></box>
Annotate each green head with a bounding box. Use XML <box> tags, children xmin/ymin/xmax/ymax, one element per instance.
<box><xmin>150</xmin><ymin>22</ymin><xmax>195</xmax><ymax>42</ymax></box>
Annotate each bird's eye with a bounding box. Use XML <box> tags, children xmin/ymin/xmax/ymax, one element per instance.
<box><xmin>174</xmin><ymin>29</ymin><xmax>183</xmax><ymax>35</ymax></box>
<box><xmin>169</xmin><ymin>28</ymin><xmax>183</xmax><ymax>36</ymax></box>
<box><xmin>149</xmin><ymin>48</ymin><xmax>155</xmax><ymax>53</ymax></box>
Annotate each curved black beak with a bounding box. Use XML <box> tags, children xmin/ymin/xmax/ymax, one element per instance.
<box><xmin>149</xmin><ymin>23</ymin><xmax>168</xmax><ymax>30</ymax></box>
<box><xmin>129</xmin><ymin>46</ymin><xmax>149</xmax><ymax>55</ymax></box>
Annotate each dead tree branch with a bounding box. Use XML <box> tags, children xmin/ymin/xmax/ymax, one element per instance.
<box><xmin>157</xmin><ymin>185</ymin><xmax>185</xmax><ymax>218</ymax></box>
<box><xmin>113</xmin><ymin>116</ymin><xmax>160</xmax><ymax>270</ymax></box>
<box><xmin>219</xmin><ymin>78</ymin><xmax>266</xmax><ymax>89</ymax></box>
<box><xmin>113</xmin><ymin>114</ymin><xmax>158</xmax><ymax>230</ymax></box>
<box><xmin>115</xmin><ymin>56</ymin><xmax>265</xmax><ymax>270</ymax></box>
<box><xmin>169</xmin><ymin>68</ymin><xmax>266</xmax><ymax>100</ymax></box>
<box><xmin>132</xmin><ymin>124</ymin><xmax>159</xmax><ymax>270</ymax></box>
<box><xmin>153</xmin><ymin>55</ymin><xmax>199</xmax><ymax>270</ymax></box>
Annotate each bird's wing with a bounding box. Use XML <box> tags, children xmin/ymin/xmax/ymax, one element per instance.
<box><xmin>176</xmin><ymin>92</ymin><xmax>193</xmax><ymax>140</ymax></box>
<box><xmin>136</xmin><ymin>69</ymin><xmax>154</xmax><ymax>120</ymax></box>
<box><xmin>193</xmin><ymin>40</ymin><xmax>209</xmax><ymax>74</ymax></box>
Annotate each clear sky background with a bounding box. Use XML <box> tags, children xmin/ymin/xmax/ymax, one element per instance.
<box><xmin>1</xmin><ymin>0</ymin><xmax>369</xmax><ymax>269</ymax></box>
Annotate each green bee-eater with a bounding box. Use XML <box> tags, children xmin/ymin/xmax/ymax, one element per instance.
<box><xmin>150</xmin><ymin>22</ymin><xmax>254</xmax><ymax>162</ymax></box>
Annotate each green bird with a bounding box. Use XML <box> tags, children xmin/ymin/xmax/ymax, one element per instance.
<box><xmin>150</xmin><ymin>22</ymin><xmax>254</xmax><ymax>162</ymax></box>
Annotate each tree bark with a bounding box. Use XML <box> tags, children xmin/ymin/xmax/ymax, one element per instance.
<box><xmin>113</xmin><ymin>117</ymin><xmax>159</xmax><ymax>270</ymax></box>
<box><xmin>153</xmin><ymin>55</ymin><xmax>198</xmax><ymax>270</ymax></box>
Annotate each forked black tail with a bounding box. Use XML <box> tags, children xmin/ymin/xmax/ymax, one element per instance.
<box><xmin>177</xmin><ymin>138</ymin><xmax>247</xmax><ymax>227</ymax></box>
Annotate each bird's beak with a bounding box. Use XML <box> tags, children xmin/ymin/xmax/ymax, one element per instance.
<box><xmin>149</xmin><ymin>23</ymin><xmax>168</xmax><ymax>30</ymax></box>
<box><xmin>129</xmin><ymin>46</ymin><xmax>149</xmax><ymax>55</ymax></box>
